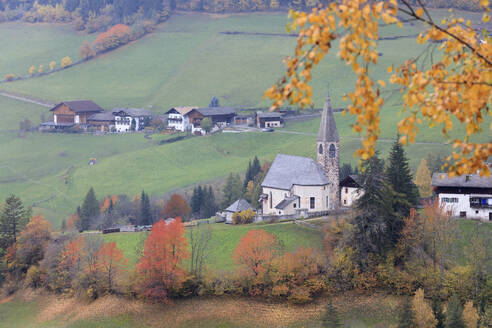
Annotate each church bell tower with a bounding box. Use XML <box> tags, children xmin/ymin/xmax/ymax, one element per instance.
<box><xmin>316</xmin><ymin>91</ymin><xmax>340</xmax><ymax>209</ymax></box>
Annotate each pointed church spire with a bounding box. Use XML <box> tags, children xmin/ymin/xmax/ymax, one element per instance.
<box><xmin>317</xmin><ymin>91</ymin><xmax>339</xmax><ymax>142</ymax></box>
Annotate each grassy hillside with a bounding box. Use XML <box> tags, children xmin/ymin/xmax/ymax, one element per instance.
<box><xmin>0</xmin><ymin>21</ymin><xmax>94</xmax><ymax>79</ymax></box>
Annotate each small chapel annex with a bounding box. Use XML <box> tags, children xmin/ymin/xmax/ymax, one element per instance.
<box><xmin>260</xmin><ymin>92</ymin><xmax>340</xmax><ymax>217</ymax></box>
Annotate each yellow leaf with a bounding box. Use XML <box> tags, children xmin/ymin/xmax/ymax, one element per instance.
<box><xmin>377</xmin><ymin>80</ymin><xmax>386</xmax><ymax>87</ymax></box>
<box><xmin>387</xmin><ymin>66</ymin><xmax>393</xmax><ymax>73</ymax></box>
<box><xmin>416</xmin><ymin>8</ymin><xmax>424</xmax><ymax>17</ymax></box>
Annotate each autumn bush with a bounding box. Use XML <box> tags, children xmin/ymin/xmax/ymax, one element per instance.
<box><xmin>231</xmin><ymin>209</ymin><xmax>255</xmax><ymax>224</ymax></box>
<box><xmin>4</xmin><ymin>74</ymin><xmax>17</xmax><ymax>81</ymax></box>
<box><xmin>93</xmin><ymin>24</ymin><xmax>132</xmax><ymax>53</ymax></box>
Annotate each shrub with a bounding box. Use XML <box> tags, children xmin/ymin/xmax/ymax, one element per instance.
<box><xmin>231</xmin><ymin>209</ymin><xmax>255</xmax><ymax>224</ymax></box>
<box><xmin>61</xmin><ymin>56</ymin><xmax>72</xmax><ymax>68</ymax></box>
<box><xmin>25</xmin><ymin>265</ymin><xmax>43</xmax><ymax>288</ymax></box>
<box><xmin>79</xmin><ymin>42</ymin><xmax>96</xmax><ymax>60</ymax></box>
<box><xmin>4</xmin><ymin>74</ymin><xmax>17</xmax><ymax>81</ymax></box>
<box><xmin>93</xmin><ymin>24</ymin><xmax>131</xmax><ymax>53</ymax></box>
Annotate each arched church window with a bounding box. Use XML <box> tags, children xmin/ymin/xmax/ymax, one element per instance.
<box><xmin>318</xmin><ymin>144</ymin><xmax>323</xmax><ymax>154</ymax></box>
<box><xmin>329</xmin><ymin>144</ymin><xmax>336</xmax><ymax>158</ymax></box>
<box><xmin>269</xmin><ymin>192</ymin><xmax>273</xmax><ymax>209</ymax></box>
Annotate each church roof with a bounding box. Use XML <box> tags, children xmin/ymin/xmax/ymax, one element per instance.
<box><xmin>262</xmin><ymin>154</ymin><xmax>330</xmax><ymax>190</ymax></box>
<box><xmin>317</xmin><ymin>92</ymin><xmax>339</xmax><ymax>142</ymax></box>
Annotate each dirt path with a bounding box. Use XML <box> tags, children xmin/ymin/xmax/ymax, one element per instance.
<box><xmin>0</xmin><ymin>90</ymin><xmax>54</xmax><ymax>108</ymax></box>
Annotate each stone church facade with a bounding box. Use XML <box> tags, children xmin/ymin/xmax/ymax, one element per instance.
<box><xmin>261</xmin><ymin>93</ymin><xmax>340</xmax><ymax>217</ymax></box>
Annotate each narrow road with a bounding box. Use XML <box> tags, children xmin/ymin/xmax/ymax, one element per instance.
<box><xmin>0</xmin><ymin>91</ymin><xmax>54</xmax><ymax>108</ymax></box>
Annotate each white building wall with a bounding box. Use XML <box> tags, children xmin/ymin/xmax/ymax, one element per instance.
<box><xmin>341</xmin><ymin>186</ymin><xmax>363</xmax><ymax>207</ymax></box>
<box><xmin>53</xmin><ymin>114</ymin><xmax>57</xmax><ymax>124</ymax></box>
<box><xmin>114</xmin><ymin>115</ymin><xmax>131</xmax><ymax>132</ymax></box>
<box><xmin>168</xmin><ymin>114</ymin><xmax>191</xmax><ymax>132</ymax></box>
<box><xmin>262</xmin><ymin>187</ymin><xmax>291</xmax><ymax>215</ymax></box>
<box><xmin>291</xmin><ymin>184</ymin><xmax>331</xmax><ymax>212</ymax></box>
<box><xmin>438</xmin><ymin>193</ymin><xmax>492</xmax><ymax>221</ymax></box>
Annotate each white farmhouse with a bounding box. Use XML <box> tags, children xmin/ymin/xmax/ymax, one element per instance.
<box><xmin>165</xmin><ymin>107</ymin><xmax>197</xmax><ymax>132</ymax></box>
<box><xmin>340</xmin><ymin>175</ymin><xmax>364</xmax><ymax>207</ymax></box>
<box><xmin>113</xmin><ymin>108</ymin><xmax>152</xmax><ymax>132</ymax></box>
<box><xmin>260</xmin><ymin>92</ymin><xmax>340</xmax><ymax>217</ymax></box>
<box><xmin>432</xmin><ymin>172</ymin><xmax>492</xmax><ymax>221</ymax></box>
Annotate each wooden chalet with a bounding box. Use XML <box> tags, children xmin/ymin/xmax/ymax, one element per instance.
<box><xmin>50</xmin><ymin>100</ymin><xmax>104</xmax><ymax>126</ymax></box>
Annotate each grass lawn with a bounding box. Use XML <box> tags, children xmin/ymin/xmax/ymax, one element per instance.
<box><xmin>102</xmin><ymin>221</ymin><xmax>324</xmax><ymax>270</ymax></box>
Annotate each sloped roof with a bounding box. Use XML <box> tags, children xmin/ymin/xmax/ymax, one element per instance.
<box><xmin>166</xmin><ymin>107</ymin><xmax>198</xmax><ymax>116</ymax></box>
<box><xmin>432</xmin><ymin>173</ymin><xmax>492</xmax><ymax>188</ymax></box>
<box><xmin>258</xmin><ymin>112</ymin><xmax>282</xmax><ymax>118</ymax></box>
<box><xmin>275</xmin><ymin>195</ymin><xmax>299</xmax><ymax>209</ymax></box>
<box><xmin>317</xmin><ymin>92</ymin><xmax>339</xmax><ymax>142</ymax></box>
<box><xmin>262</xmin><ymin>154</ymin><xmax>330</xmax><ymax>190</ymax></box>
<box><xmin>225</xmin><ymin>199</ymin><xmax>254</xmax><ymax>213</ymax></box>
<box><xmin>88</xmin><ymin>111</ymin><xmax>115</xmax><ymax>121</ymax></box>
<box><xmin>112</xmin><ymin>108</ymin><xmax>152</xmax><ymax>117</ymax></box>
<box><xmin>340</xmin><ymin>175</ymin><xmax>362</xmax><ymax>188</ymax></box>
<box><xmin>196</xmin><ymin>107</ymin><xmax>236</xmax><ymax>117</ymax></box>
<box><xmin>51</xmin><ymin>100</ymin><xmax>103</xmax><ymax>113</ymax></box>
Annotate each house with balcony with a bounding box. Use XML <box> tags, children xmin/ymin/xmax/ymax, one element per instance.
<box><xmin>432</xmin><ymin>171</ymin><xmax>492</xmax><ymax>221</ymax></box>
<box><xmin>112</xmin><ymin>108</ymin><xmax>152</xmax><ymax>132</ymax></box>
<box><xmin>165</xmin><ymin>107</ymin><xmax>197</xmax><ymax>132</ymax></box>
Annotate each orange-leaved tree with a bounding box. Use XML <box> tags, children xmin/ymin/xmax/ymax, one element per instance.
<box><xmin>137</xmin><ymin>218</ymin><xmax>189</xmax><ymax>301</ymax></box>
<box><xmin>265</xmin><ymin>0</ymin><xmax>491</xmax><ymax>176</ymax></box>
<box><xmin>233</xmin><ymin>229</ymin><xmax>279</xmax><ymax>280</ymax></box>
<box><xmin>96</xmin><ymin>241</ymin><xmax>128</xmax><ymax>292</ymax></box>
<box><xmin>93</xmin><ymin>24</ymin><xmax>131</xmax><ymax>52</ymax></box>
<box><xmin>162</xmin><ymin>194</ymin><xmax>191</xmax><ymax>219</ymax></box>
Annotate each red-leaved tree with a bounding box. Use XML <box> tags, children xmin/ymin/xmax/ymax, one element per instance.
<box><xmin>93</xmin><ymin>24</ymin><xmax>131</xmax><ymax>52</ymax></box>
<box><xmin>137</xmin><ymin>218</ymin><xmax>189</xmax><ymax>301</ymax></box>
<box><xmin>96</xmin><ymin>241</ymin><xmax>127</xmax><ymax>292</ymax></box>
<box><xmin>233</xmin><ymin>229</ymin><xmax>279</xmax><ymax>280</ymax></box>
<box><xmin>162</xmin><ymin>194</ymin><xmax>191</xmax><ymax>219</ymax></box>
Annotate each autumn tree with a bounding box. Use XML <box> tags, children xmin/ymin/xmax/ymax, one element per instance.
<box><xmin>38</xmin><ymin>65</ymin><xmax>44</xmax><ymax>74</ymax></box>
<box><xmin>413</xmin><ymin>288</ymin><xmax>437</xmax><ymax>328</ymax></box>
<box><xmin>162</xmin><ymin>194</ymin><xmax>191</xmax><ymax>220</ymax></box>
<box><xmin>415</xmin><ymin>158</ymin><xmax>433</xmax><ymax>198</ymax></box>
<box><xmin>61</xmin><ymin>56</ymin><xmax>72</xmax><ymax>68</ymax></box>
<box><xmin>96</xmin><ymin>241</ymin><xmax>128</xmax><ymax>293</ymax></box>
<box><xmin>79</xmin><ymin>41</ymin><xmax>96</xmax><ymax>60</ymax></box>
<box><xmin>49</xmin><ymin>61</ymin><xmax>56</xmax><ymax>71</ymax></box>
<box><xmin>265</xmin><ymin>0</ymin><xmax>491</xmax><ymax>177</ymax></box>
<box><xmin>137</xmin><ymin>218</ymin><xmax>189</xmax><ymax>300</ymax></box>
<box><xmin>234</xmin><ymin>229</ymin><xmax>279</xmax><ymax>280</ymax></box>
<box><xmin>462</xmin><ymin>301</ymin><xmax>479</xmax><ymax>328</ymax></box>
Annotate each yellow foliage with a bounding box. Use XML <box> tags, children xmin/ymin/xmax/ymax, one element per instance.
<box><xmin>49</xmin><ymin>61</ymin><xmax>56</xmax><ymax>71</ymax></box>
<box><xmin>29</xmin><ymin>65</ymin><xmax>36</xmax><ymax>75</ymax></box>
<box><xmin>415</xmin><ymin>159</ymin><xmax>433</xmax><ymax>198</ymax></box>
<box><xmin>412</xmin><ymin>288</ymin><xmax>437</xmax><ymax>328</ymax></box>
<box><xmin>38</xmin><ymin>65</ymin><xmax>44</xmax><ymax>74</ymax></box>
<box><xmin>264</xmin><ymin>0</ymin><xmax>491</xmax><ymax>176</ymax></box>
<box><xmin>463</xmin><ymin>301</ymin><xmax>479</xmax><ymax>328</ymax></box>
<box><xmin>61</xmin><ymin>56</ymin><xmax>72</xmax><ymax>68</ymax></box>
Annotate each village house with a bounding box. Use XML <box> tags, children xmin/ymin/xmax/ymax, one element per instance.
<box><xmin>260</xmin><ymin>92</ymin><xmax>339</xmax><ymax>217</ymax></box>
<box><xmin>340</xmin><ymin>175</ymin><xmax>364</xmax><ymax>207</ymax></box>
<box><xmin>112</xmin><ymin>108</ymin><xmax>152</xmax><ymax>132</ymax></box>
<box><xmin>44</xmin><ymin>100</ymin><xmax>104</xmax><ymax>128</ymax></box>
<box><xmin>256</xmin><ymin>112</ymin><xmax>284</xmax><ymax>128</ymax></box>
<box><xmin>432</xmin><ymin>170</ymin><xmax>492</xmax><ymax>221</ymax></box>
<box><xmin>165</xmin><ymin>106</ymin><xmax>237</xmax><ymax>134</ymax></box>
<box><xmin>87</xmin><ymin>111</ymin><xmax>115</xmax><ymax>132</ymax></box>
<box><xmin>223</xmin><ymin>199</ymin><xmax>255</xmax><ymax>223</ymax></box>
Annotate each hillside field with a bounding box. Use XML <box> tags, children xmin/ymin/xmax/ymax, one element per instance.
<box><xmin>0</xmin><ymin>10</ymin><xmax>490</xmax><ymax>227</ymax></box>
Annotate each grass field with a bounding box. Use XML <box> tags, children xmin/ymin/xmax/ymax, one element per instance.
<box><xmin>102</xmin><ymin>221</ymin><xmax>324</xmax><ymax>270</ymax></box>
<box><xmin>0</xmin><ymin>10</ymin><xmax>490</xmax><ymax>227</ymax></box>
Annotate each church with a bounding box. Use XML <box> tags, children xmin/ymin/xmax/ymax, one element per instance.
<box><xmin>261</xmin><ymin>93</ymin><xmax>340</xmax><ymax>217</ymax></box>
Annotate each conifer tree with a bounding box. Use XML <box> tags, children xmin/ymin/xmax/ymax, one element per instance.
<box><xmin>80</xmin><ymin>187</ymin><xmax>99</xmax><ymax>231</ymax></box>
<box><xmin>252</xmin><ymin>156</ymin><xmax>261</xmax><ymax>177</ymax></box>
<box><xmin>432</xmin><ymin>296</ymin><xmax>445</xmax><ymax>328</ymax></box>
<box><xmin>446</xmin><ymin>294</ymin><xmax>465</xmax><ymax>328</ymax></box>
<box><xmin>191</xmin><ymin>186</ymin><xmax>203</xmax><ymax>215</ymax></box>
<box><xmin>222</xmin><ymin>174</ymin><xmax>243</xmax><ymax>208</ymax></box>
<box><xmin>398</xmin><ymin>297</ymin><xmax>415</xmax><ymax>328</ymax></box>
<box><xmin>0</xmin><ymin>195</ymin><xmax>29</xmax><ymax>251</ymax></box>
<box><xmin>140</xmin><ymin>190</ymin><xmax>153</xmax><ymax>225</ymax></box>
<box><xmin>201</xmin><ymin>186</ymin><xmax>217</xmax><ymax>218</ymax></box>
<box><xmin>321</xmin><ymin>300</ymin><xmax>342</xmax><ymax>327</ymax></box>
<box><xmin>209</xmin><ymin>96</ymin><xmax>220</xmax><ymax>107</ymax></box>
<box><xmin>385</xmin><ymin>137</ymin><xmax>419</xmax><ymax>216</ymax></box>
<box><xmin>244</xmin><ymin>160</ymin><xmax>253</xmax><ymax>190</ymax></box>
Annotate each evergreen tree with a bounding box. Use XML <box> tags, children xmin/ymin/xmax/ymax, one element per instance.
<box><xmin>385</xmin><ymin>137</ymin><xmax>419</xmax><ymax>216</ymax></box>
<box><xmin>445</xmin><ymin>294</ymin><xmax>465</xmax><ymax>328</ymax></box>
<box><xmin>80</xmin><ymin>187</ymin><xmax>99</xmax><ymax>231</ymax></box>
<box><xmin>222</xmin><ymin>174</ymin><xmax>243</xmax><ymax>208</ymax></box>
<box><xmin>244</xmin><ymin>160</ymin><xmax>253</xmax><ymax>190</ymax></box>
<box><xmin>191</xmin><ymin>186</ymin><xmax>203</xmax><ymax>215</ymax></box>
<box><xmin>140</xmin><ymin>190</ymin><xmax>153</xmax><ymax>225</ymax></box>
<box><xmin>61</xmin><ymin>219</ymin><xmax>67</xmax><ymax>232</ymax></box>
<box><xmin>432</xmin><ymin>296</ymin><xmax>445</xmax><ymax>328</ymax></box>
<box><xmin>108</xmin><ymin>197</ymin><xmax>114</xmax><ymax>213</ymax></box>
<box><xmin>0</xmin><ymin>195</ymin><xmax>29</xmax><ymax>251</ymax></box>
<box><xmin>252</xmin><ymin>156</ymin><xmax>261</xmax><ymax>177</ymax></box>
<box><xmin>201</xmin><ymin>186</ymin><xmax>217</xmax><ymax>218</ymax></box>
<box><xmin>209</xmin><ymin>96</ymin><xmax>220</xmax><ymax>107</ymax></box>
<box><xmin>321</xmin><ymin>300</ymin><xmax>341</xmax><ymax>327</ymax></box>
<box><xmin>339</xmin><ymin>162</ymin><xmax>353</xmax><ymax>181</ymax></box>
<box><xmin>352</xmin><ymin>152</ymin><xmax>397</xmax><ymax>267</ymax></box>
<box><xmin>398</xmin><ymin>297</ymin><xmax>415</xmax><ymax>328</ymax></box>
